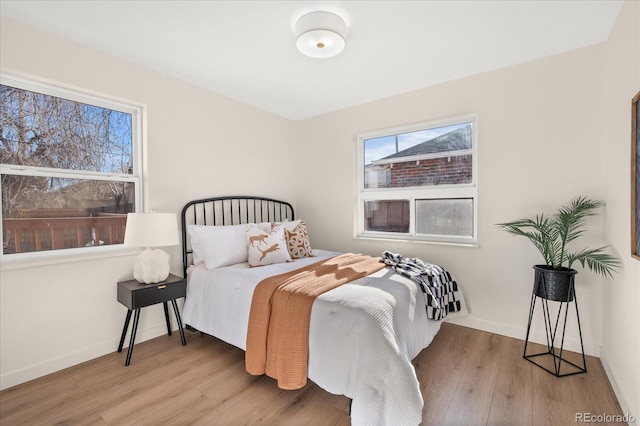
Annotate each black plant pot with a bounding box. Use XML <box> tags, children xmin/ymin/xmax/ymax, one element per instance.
<box><xmin>533</xmin><ymin>265</ymin><xmax>577</xmax><ymax>302</ymax></box>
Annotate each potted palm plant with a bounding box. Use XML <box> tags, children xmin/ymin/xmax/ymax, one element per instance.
<box><xmin>497</xmin><ymin>196</ymin><xmax>621</xmax><ymax>302</ymax></box>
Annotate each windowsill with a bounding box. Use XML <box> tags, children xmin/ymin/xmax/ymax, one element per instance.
<box><xmin>355</xmin><ymin>235</ymin><xmax>480</xmax><ymax>249</ymax></box>
<box><xmin>0</xmin><ymin>246</ymin><xmax>142</xmax><ymax>271</ymax></box>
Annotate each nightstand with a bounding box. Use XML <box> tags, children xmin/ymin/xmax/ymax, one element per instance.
<box><xmin>117</xmin><ymin>273</ymin><xmax>187</xmax><ymax>366</ymax></box>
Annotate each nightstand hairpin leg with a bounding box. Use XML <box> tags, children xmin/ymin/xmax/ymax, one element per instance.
<box><xmin>125</xmin><ymin>309</ymin><xmax>141</xmax><ymax>366</ymax></box>
<box><xmin>171</xmin><ymin>299</ymin><xmax>187</xmax><ymax>346</ymax></box>
<box><xmin>163</xmin><ymin>302</ymin><xmax>172</xmax><ymax>336</ymax></box>
<box><xmin>117</xmin><ymin>310</ymin><xmax>132</xmax><ymax>353</ymax></box>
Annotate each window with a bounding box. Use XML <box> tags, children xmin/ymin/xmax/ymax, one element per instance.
<box><xmin>1</xmin><ymin>75</ymin><xmax>143</xmax><ymax>258</ymax></box>
<box><xmin>357</xmin><ymin>116</ymin><xmax>477</xmax><ymax>244</ymax></box>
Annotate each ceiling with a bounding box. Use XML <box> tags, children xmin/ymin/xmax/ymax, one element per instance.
<box><xmin>0</xmin><ymin>1</ymin><xmax>624</xmax><ymax>121</ymax></box>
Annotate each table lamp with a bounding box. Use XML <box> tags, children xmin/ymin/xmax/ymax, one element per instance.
<box><xmin>123</xmin><ymin>212</ymin><xmax>180</xmax><ymax>284</ymax></box>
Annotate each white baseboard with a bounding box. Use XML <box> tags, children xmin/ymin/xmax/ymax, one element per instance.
<box><xmin>0</xmin><ymin>323</ymin><xmax>171</xmax><ymax>391</ymax></box>
<box><xmin>599</xmin><ymin>347</ymin><xmax>639</xmax><ymax>426</ymax></box>
<box><xmin>448</xmin><ymin>314</ymin><xmax>600</xmax><ymax>357</ymax></box>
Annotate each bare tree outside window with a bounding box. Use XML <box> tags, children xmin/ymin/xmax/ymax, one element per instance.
<box><xmin>0</xmin><ymin>79</ymin><xmax>141</xmax><ymax>256</ymax></box>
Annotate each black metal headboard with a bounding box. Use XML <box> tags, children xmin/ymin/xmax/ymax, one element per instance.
<box><xmin>181</xmin><ymin>196</ymin><xmax>294</xmax><ymax>277</ymax></box>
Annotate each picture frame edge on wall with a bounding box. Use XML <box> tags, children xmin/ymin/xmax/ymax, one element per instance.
<box><xmin>632</xmin><ymin>90</ymin><xmax>640</xmax><ymax>260</ymax></box>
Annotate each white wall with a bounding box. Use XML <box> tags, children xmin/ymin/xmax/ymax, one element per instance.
<box><xmin>295</xmin><ymin>43</ymin><xmax>607</xmax><ymax>353</ymax></box>
<box><xmin>602</xmin><ymin>0</ymin><xmax>640</xmax><ymax>421</ymax></box>
<box><xmin>0</xmin><ymin>16</ymin><xmax>297</xmax><ymax>390</ymax></box>
<box><xmin>294</xmin><ymin>2</ymin><xmax>639</xmax><ymax>420</ymax></box>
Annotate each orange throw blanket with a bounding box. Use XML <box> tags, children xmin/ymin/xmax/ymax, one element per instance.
<box><xmin>245</xmin><ymin>253</ymin><xmax>386</xmax><ymax>390</ymax></box>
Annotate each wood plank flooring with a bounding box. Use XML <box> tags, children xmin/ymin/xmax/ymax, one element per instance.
<box><xmin>0</xmin><ymin>323</ymin><xmax>623</xmax><ymax>425</ymax></box>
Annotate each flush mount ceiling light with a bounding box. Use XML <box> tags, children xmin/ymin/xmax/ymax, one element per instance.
<box><xmin>295</xmin><ymin>11</ymin><xmax>346</xmax><ymax>59</ymax></box>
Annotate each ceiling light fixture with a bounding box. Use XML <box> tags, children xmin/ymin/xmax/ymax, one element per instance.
<box><xmin>295</xmin><ymin>11</ymin><xmax>346</xmax><ymax>59</ymax></box>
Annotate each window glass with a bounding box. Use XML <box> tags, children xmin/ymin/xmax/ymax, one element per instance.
<box><xmin>364</xmin><ymin>200</ymin><xmax>410</xmax><ymax>233</ymax></box>
<box><xmin>1</xmin><ymin>76</ymin><xmax>142</xmax><ymax>257</ymax></box>
<box><xmin>364</xmin><ymin>123</ymin><xmax>472</xmax><ymax>189</ymax></box>
<box><xmin>415</xmin><ymin>198</ymin><xmax>474</xmax><ymax>237</ymax></box>
<box><xmin>0</xmin><ymin>86</ymin><xmax>133</xmax><ymax>172</ymax></box>
<box><xmin>358</xmin><ymin>118</ymin><xmax>477</xmax><ymax>244</ymax></box>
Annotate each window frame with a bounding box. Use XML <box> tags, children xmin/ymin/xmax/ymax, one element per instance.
<box><xmin>0</xmin><ymin>74</ymin><xmax>145</xmax><ymax>262</ymax></box>
<box><xmin>356</xmin><ymin>115</ymin><xmax>478</xmax><ymax>245</ymax></box>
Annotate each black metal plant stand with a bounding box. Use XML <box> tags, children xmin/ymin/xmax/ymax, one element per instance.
<box><xmin>523</xmin><ymin>268</ymin><xmax>587</xmax><ymax>377</ymax></box>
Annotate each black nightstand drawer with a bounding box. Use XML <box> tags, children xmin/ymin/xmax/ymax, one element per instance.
<box><xmin>132</xmin><ymin>282</ymin><xmax>185</xmax><ymax>309</ymax></box>
<box><xmin>117</xmin><ymin>275</ymin><xmax>186</xmax><ymax>310</ymax></box>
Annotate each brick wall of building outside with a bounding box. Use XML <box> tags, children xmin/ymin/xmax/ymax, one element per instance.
<box><xmin>388</xmin><ymin>155</ymin><xmax>471</xmax><ymax>187</ymax></box>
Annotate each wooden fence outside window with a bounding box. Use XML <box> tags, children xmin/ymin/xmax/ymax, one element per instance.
<box><xmin>2</xmin><ymin>214</ymin><xmax>127</xmax><ymax>254</ymax></box>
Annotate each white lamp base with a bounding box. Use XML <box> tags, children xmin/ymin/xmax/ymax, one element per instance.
<box><xmin>133</xmin><ymin>247</ymin><xmax>171</xmax><ymax>284</ymax></box>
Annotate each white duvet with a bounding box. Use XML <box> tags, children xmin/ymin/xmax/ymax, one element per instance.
<box><xmin>183</xmin><ymin>249</ymin><xmax>466</xmax><ymax>425</ymax></box>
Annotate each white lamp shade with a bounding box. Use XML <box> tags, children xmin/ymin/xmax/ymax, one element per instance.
<box><xmin>124</xmin><ymin>212</ymin><xmax>179</xmax><ymax>284</ymax></box>
<box><xmin>295</xmin><ymin>11</ymin><xmax>346</xmax><ymax>58</ymax></box>
<box><xmin>124</xmin><ymin>213</ymin><xmax>179</xmax><ymax>248</ymax></box>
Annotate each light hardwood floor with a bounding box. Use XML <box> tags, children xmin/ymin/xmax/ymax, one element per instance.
<box><xmin>0</xmin><ymin>323</ymin><xmax>623</xmax><ymax>425</ymax></box>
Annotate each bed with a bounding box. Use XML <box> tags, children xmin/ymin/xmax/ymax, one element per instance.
<box><xmin>180</xmin><ymin>196</ymin><xmax>466</xmax><ymax>425</ymax></box>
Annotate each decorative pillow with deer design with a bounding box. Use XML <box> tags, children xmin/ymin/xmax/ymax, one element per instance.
<box><xmin>246</xmin><ymin>224</ymin><xmax>291</xmax><ymax>267</ymax></box>
<box><xmin>272</xmin><ymin>220</ymin><xmax>314</xmax><ymax>259</ymax></box>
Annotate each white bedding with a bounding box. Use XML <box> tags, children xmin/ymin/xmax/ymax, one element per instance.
<box><xmin>183</xmin><ymin>249</ymin><xmax>466</xmax><ymax>425</ymax></box>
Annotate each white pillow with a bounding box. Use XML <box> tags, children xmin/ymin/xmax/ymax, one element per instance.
<box><xmin>278</xmin><ymin>219</ymin><xmax>301</xmax><ymax>232</ymax></box>
<box><xmin>188</xmin><ymin>224</ymin><xmax>253</xmax><ymax>269</ymax></box>
<box><xmin>246</xmin><ymin>225</ymin><xmax>291</xmax><ymax>267</ymax></box>
<box><xmin>256</xmin><ymin>222</ymin><xmax>272</xmax><ymax>232</ymax></box>
<box><xmin>188</xmin><ymin>225</ymin><xmax>205</xmax><ymax>265</ymax></box>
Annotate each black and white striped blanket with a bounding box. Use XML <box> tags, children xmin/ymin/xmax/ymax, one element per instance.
<box><xmin>380</xmin><ymin>251</ymin><xmax>462</xmax><ymax>320</ymax></box>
